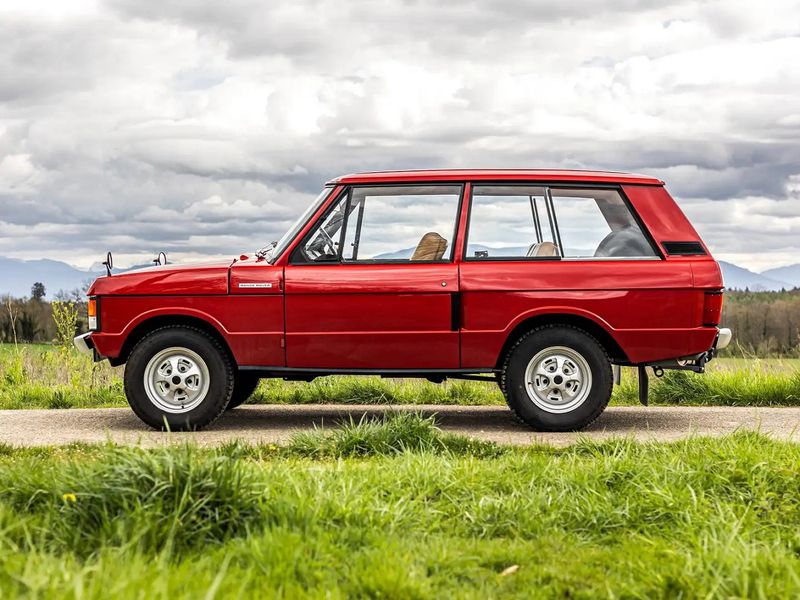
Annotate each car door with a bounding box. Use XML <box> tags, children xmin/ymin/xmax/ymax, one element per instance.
<box><xmin>283</xmin><ymin>184</ymin><xmax>463</xmax><ymax>370</ymax></box>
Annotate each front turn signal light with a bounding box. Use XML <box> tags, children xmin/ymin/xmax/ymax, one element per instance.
<box><xmin>88</xmin><ymin>297</ymin><xmax>99</xmax><ymax>331</ymax></box>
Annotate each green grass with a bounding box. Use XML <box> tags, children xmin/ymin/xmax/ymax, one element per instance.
<box><xmin>2</xmin><ymin>414</ymin><xmax>800</xmax><ymax>597</ymax></box>
<box><xmin>0</xmin><ymin>343</ymin><xmax>123</xmax><ymax>409</ymax></box>
<box><xmin>286</xmin><ymin>412</ymin><xmax>504</xmax><ymax>459</ymax></box>
<box><xmin>613</xmin><ymin>357</ymin><xmax>800</xmax><ymax>406</ymax></box>
<box><xmin>1</xmin><ymin>343</ymin><xmax>799</xmax><ymax>409</ymax></box>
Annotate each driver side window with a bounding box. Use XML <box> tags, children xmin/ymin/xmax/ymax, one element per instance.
<box><xmin>295</xmin><ymin>192</ymin><xmax>350</xmax><ymax>262</ymax></box>
<box><xmin>293</xmin><ymin>185</ymin><xmax>462</xmax><ymax>263</ymax></box>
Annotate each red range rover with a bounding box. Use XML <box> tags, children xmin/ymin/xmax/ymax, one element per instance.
<box><xmin>75</xmin><ymin>169</ymin><xmax>731</xmax><ymax>431</ymax></box>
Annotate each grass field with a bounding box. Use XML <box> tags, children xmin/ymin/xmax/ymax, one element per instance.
<box><xmin>3</xmin><ymin>347</ymin><xmax>800</xmax><ymax>597</ymax></box>
<box><xmin>1</xmin><ymin>414</ymin><xmax>800</xmax><ymax>598</ymax></box>
<box><xmin>1</xmin><ymin>343</ymin><xmax>799</xmax><ymax>410</ymax></box>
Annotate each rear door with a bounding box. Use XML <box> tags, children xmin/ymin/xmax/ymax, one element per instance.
<box><xmin>283</xmin><ymin>184</ymin><xmax>464</xmax><ymax>370</ymax></box>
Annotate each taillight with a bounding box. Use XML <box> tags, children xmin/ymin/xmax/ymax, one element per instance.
<box><xmin>702</xmin><ymin>291</ymin><xmax>723</xmax><ymax>326</ymax></box>
<box><xmin>88</xmin><ymin>297</ymin><xmax>99</xmax><ymax>331</ymax></box>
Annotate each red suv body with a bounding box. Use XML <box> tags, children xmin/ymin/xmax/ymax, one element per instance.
<box><xmin>75</xmin><ymin>169</ymin><xmax>731</xmax><ymax>431</ymax></box>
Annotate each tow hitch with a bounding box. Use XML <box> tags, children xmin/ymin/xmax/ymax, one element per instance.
<box><xmin>633</xmin><ymin>326</ymin><xmax>733</xmax><ymax>406</ymax></box>
<box><xmin>635</xmin><ymin>343</ymin><xmax>722</xmax><ymax>406</ymax></box>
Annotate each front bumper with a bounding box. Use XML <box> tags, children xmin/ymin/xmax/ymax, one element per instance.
<box><xmin>73</xmin><ymin>332</ymin><xmax>92</xmax><ymax>355</ymax></box>
<box><xmin>73</xmin><ymin>333</ymin><xmax>103</xmax><ymax>361</ymax></box>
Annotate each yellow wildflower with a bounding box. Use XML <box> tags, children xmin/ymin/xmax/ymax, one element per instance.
<box><xmin>62</xmin><ymin>493</ymin><xmax>77</xmax><ymax>503</ymax></box>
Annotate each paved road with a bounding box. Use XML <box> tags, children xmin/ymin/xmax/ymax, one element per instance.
<box><xmin>1</xmin><ymin>405</ymin><xmax>799</xmax><ymax>447</ymax></box>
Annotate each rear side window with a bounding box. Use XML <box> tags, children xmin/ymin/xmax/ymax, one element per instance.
<box><xmin>467</xmin><ymin>185</ymin><xmax>655</xmax><ymax>260</ymax></box>
<box><xmin>550</xmin><ymin>188</ymin><xmax>655</xmax><ymax>258</ymax></box>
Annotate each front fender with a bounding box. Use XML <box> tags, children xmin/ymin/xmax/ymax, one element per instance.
<box><xmin>91</xmin><ymin>301</ymin><xmax>230</xmax><ymax>361</ymax></box>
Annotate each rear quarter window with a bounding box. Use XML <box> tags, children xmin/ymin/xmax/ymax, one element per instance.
<box><xmin>550</xmin><ymin>188</ymin><xmax>656</xmax><ymax>259</ymax></box>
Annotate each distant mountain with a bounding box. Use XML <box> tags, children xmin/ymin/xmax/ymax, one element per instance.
<box><xmin>0</xmin><ymin>255</ymin><xmax>796</xmax><ymax>297</ymax></box>
<box><xmin>761</xmin><ymin>264</ymin><xmax>800</xmax><ymax>288</ymax></box>
<box><xmin>375</xmin><ymin>244</ymin><xmax>531</xmax><ymax>260</ymax></box>
<box><xmin>373</xmin><ymin>248</ymin><xmax>415</xmax><ymax>260</ymax></box>
<box><xmin>0</xmin><ymin>257</ymin><xmax>154</xmax><ymax>298</ymax></box>
<box><xmin>0</xmin><ymin>257</ymin><xmax>104</xmax><ymax>298</ymax></box>
<box><xmin>718</xmin><ymin>261</ymin><xmax>792</xmax><ymax>291</ymax></box>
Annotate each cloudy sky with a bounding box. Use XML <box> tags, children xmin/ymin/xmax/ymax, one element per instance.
<box><xmin>1</xmin><ymin>0</ymin><xmax>798</xmax><ymax>272</ymax></box>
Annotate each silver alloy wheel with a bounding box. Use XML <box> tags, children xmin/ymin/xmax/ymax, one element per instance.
<box><xmin>143</xmin><ymin>347</ymin><xmax>210</xmax><ymax>414</ymax></box>
<box><xmin>524</xmin><ymin>346</ymin><xmax>592</xmax><ymax>414</ymax></box>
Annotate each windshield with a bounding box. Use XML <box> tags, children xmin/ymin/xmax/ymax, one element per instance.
<box><xmin>258</xmin><ymin>186</ymin><xmax>334</xmax><ymax>262</ymax></box>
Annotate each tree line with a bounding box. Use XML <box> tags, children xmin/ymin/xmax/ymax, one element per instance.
<box><xmin>721</xmin><ymin>289</ymin><xmax>800</xmax><ymax>356</ymax></box>
<box><xmin>2</xmin><ymin>283</ymin><xmax>799</xmax><ymax>356</ymax></box>
<box><xmin>1</xmin><ymin>283</ymin><xmax>87</xmax><ymax>344</ymax></box>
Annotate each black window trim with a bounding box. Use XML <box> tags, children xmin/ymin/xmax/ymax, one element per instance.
<box><xmin>462</xmin><ymin>181</ymin><xmax>663</xmax><ymax>263</ymax></box>
<box><xmin>529</xmin><ymin>194</ymin><xmax>543</xmax><ymax>243</ymax></box>
<box><xmin>543</xmin><ymin>187</ymin><xmax>564</xmax><ymax>257</ymax></box>
<box><xmin>289</xmin><ymin>182</ymin><xmax>466</xmax><ymax>266</ymax></box>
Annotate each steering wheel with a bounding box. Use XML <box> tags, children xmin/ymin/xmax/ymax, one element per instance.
<box><xmin>301</xmin><ymin>227</ymin><xmax>338</xmax><ymax>262</ymax></box>
<box><xmin>317</xmin><ymin>227</ymin><xmax>337</xmax><ymax>255</ymax></box>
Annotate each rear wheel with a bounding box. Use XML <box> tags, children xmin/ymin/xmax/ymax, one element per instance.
<box><xmin>226</xmin><ymin>372</ymin><xmax>261</xmax><ymax>410</ymax></box>
<box><xmin>501</xmin><ymin>325</ymin><xmax>612</xmax><ymax>431</ymax></box>
<box><xmin>123</xmin><ymin>326</ymin><xmax>234</xmax><ymax>430</ymax></box>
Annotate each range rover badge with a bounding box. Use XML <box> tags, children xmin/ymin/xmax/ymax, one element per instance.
<box><xmin>237</xmin><ymin>282</ymin><xmax>273</xmax><ymax>289</ymax></box>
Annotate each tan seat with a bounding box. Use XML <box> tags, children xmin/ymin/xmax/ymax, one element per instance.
<box><xmin>411</xmin><ymin>232</ymin><xmax>448</xmax><ymax>261</ymax></box>
<box><xmin>526</xmin><ymin>241</ymin><xmax>557</xmax><ymax>257</ymax></box>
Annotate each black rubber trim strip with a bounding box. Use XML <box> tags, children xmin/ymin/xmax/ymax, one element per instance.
<box><xmin>450</xmin><ymin>292</ymin><xmax>461</xmax><ymax>331</ymax></box>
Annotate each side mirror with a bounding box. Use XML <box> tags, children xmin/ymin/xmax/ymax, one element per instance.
<box><xmin>102</xmin><ymin>251</ymin><xmax>113</xmax><ymax>276</ymax></box>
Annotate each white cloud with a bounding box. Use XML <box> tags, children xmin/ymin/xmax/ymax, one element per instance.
<box><xmin>0</xmin><ymin>153</ymin><xmax>40</xmax><ymax>194</ymax></box>
<box><xmin>0</xmin><ymin>0</ymin><xmax>798</xmax><ymax>270</ymax></box>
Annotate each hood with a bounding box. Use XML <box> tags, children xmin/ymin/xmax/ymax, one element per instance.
<box><xmin>88</xmin><ymin>260</ymin><xmax>233</xmax><ymax>296</ymax></box>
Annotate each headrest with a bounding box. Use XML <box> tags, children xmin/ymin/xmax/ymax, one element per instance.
<box><xmin>411</xmin><ymin>232</ymin><xmax>448</xmax><ymax>261</ymax></box>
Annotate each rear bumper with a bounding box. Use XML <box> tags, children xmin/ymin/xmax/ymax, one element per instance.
<box><xmin>644</xmin><ymin>326</ymin><xmax>732</xmax><ymax>373</ymax></box>
<box><xmin>715</xmin><ymin>327</ymin><xmax>732</xmax><ymax>351</ymax></box>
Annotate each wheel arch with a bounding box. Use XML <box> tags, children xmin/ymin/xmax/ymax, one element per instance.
<box><xmin>496</xmin><ymin>313</ymin><xmax>629</xmax><ymax>369</ymax></box>
<box><xmin>111</xmin><ymin>314</ymin><xmax>236</xmax><ymax>367</ymax></box>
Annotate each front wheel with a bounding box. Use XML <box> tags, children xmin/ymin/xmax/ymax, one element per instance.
<box><xmin>501</xmin><ymin>326</ymin><xmax>612</xmax><ymax>431</ymax></box>
<box><xmin>123</xmin><ymin>326</ymin><xmax>234</xmax><ymax>430</ymax></box>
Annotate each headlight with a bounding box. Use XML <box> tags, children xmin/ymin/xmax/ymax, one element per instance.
<box><xmin>88</xmin><ymin>297</ymin><xmax>99</xmax><ymax>331</ymax></box>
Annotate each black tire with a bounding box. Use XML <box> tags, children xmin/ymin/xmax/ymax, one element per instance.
<box><xmin>226</xmin><ymin>372</ymin><xmax>261</xmax><ymax>410</ymax></box>
<box><xmin>500</xmin><ymin>325</ymin><xmax>612</xmax><ymax>431</ymax></box>
<box><xmin>123</xmin><ymin>326</ymin><xmax>234</xmax><ymax>431</ymax></box>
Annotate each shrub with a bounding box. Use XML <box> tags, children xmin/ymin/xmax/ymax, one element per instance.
<box><xmin>51</xmin><ymin>301</ymin><xmax>79</xmax><ymax>347</ymax></box>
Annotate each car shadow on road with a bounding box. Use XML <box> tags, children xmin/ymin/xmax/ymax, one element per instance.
<box><xmin>200</xmin><ymin>404</ymin><xmax>684</xmax><ymax>434</ymax></box>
